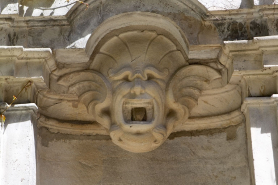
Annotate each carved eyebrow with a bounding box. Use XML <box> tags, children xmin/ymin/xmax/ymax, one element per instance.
<box><xmin>143</xmin><ymin>66</ymin><xmax>168</xmax><ymax>79</ymax></box>
<box><xmin>108</xmin><ymin>67</ymin><xmax>133</xmax><ymax>80</ymax></box>
<box><xmin>109</xmin><ymin>66</ymin><xmax>168</xmax><ymax>81</ymax></box>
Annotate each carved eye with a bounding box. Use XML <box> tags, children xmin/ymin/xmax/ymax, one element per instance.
<box><xmin>144</xmin><ymin>67</ymin><xmax>168</xmax><ymax>80</ymax></box>
<box><xmin>152</xmin><ymin>79</ymin><xmax>166</xmax><ymax>88</ymax></box>
<box><xmin>112</xmin><ymin>73</ymin><xmax>132</xmax><ymax>88</ymax></box>
<box><xmin>144</xmin><ymin>70</ymin><xmax>166</xmax><ymax>87</ymax></box>
<box><xmin>109</xmin><ymin>68</ymin><xmax>133</xmax><ymax>82</ymax></box>
<box><xmin>145</xmin><ymin>75</ymin><xmax>165</xmax><ymax>88</ymax></box>
<box><xmin>146</xmin><ymin>73</ymin><xmax>156</xmax><ymax>81</ymax></box>
<box><xmin>122</xmin><ymin>74</ymin><xmax>131</xmax><ymax>82</ymax></box>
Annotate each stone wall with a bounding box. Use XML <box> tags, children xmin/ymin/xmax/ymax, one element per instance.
<box><xmin>37</xmin><ymin>124</ymin><xmax>250</xmax><ymax>185</ymax></box>
<box><xmin>2</xmin><ymin>1</ymin><xmax>278</xmax><ymax>185</ymax></box>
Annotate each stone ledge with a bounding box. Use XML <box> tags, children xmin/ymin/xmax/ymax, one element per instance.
<box><xmin>175</xmin><ymin>109</ymin><xmax>244</xmax><ymax>132</ymax></box>
<box><xmin>224</xmin><ymin>36</ymin><xmax>278</xmax><ymax>70</ymax></box>
<box><xmin>36</xmin><ymin>109</ymin><xmax>244</xmax><ymax>135</ymax></box>
<box><xmin>207</xmin><ymin>5</ymin><xmax>278</xmax><ymax>20</ymax></box>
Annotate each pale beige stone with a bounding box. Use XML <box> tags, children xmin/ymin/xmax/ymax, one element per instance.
<box><xmin>4</xmin><ymin>1</ymin><xmax>278</xmax><ymax>184</ymax></box>
<box><xmin>51</xmin><ymin>13</ymin><xmax>242</xmax><ymax>153</ymax></box>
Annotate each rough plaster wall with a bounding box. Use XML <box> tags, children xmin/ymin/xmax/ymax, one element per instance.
<box><xmin>0</xmin><ymin>25</ymin><xmax>71</xmax><ymax>49</ymax></box>
<box><xmin>37</xmin><ymin>123</ymin><xmax>250</xmax><ymax>185</ymax></box>
<box><xmin>214</xmin><ymin>19</ymin><xmax>270</xmax><ymax>41</ymax></box>
<box><xmin>67</xmin><ymin>0</ymin><xmax>220</xmax><ymax>46</ymax></box>
<box><xmin>0</xmin><ymin>0</ymin><xmax>220</xmax><ymax>48</ymax></box>
<box><xmin>27</xmin><ymin>26</ymin><xmax>70</xmax><ymax>48</ymax></box>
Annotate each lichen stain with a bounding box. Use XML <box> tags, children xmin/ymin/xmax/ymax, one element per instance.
<box><xmin>8</xmin><ymin>32</ymin><xmax>18</xmax><ymax>46</ymax></box>
<box><xmin>214</xmin><ymin>19</ymin><xmax>269</xmax><ymax>41</ymax></box>
<box><xmin>225</xmin><ymin>126</ymin><xmax>238</xmax><ymax>140</ymax></box>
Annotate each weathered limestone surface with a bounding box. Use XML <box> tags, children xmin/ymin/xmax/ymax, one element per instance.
<box><xmin>3</xmin><ymin>0</ymin><xmax>278</xmax><ymax>184</ymax></box>
<box><xmin>31</xmin><ymin>12</ymin><xmax>244</xmax><ymax>153</ymax></box>
<box><xmin>0</xmin><ymin>104</ymin><xmax>37</xmax><ymax>185</ymax></box>
<box><xmin>37</xmin><ymin>124</ymin><xmax>250</xmax><ymax>185</ymax></box>
<box><xmin>0</xmin><ymin>0</ymin><xmax>220</xmax><ymax>48</ymax></box>
<box><xmin>243</xmin><ymin>97</ymin><xmax>278</xmax><ymax>185</ymax></box>
<box><xmin>1</xmin><ymin>0</ymin><xmax>76</xmax><ymax>16</ymax></box>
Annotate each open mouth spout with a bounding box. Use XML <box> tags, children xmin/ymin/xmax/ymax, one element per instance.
<box><xmin>123</xmin><ymin>99</ymin><xmax>154</xmax><ymax>124</ymax></box>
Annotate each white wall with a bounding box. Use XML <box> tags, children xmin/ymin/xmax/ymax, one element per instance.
<box><xmin>0</xmin><ymin>104</ymin><xmax>37</xmax><ymax>185</ymax></box>
<box><xmin>243</xmin><ymin>97</ymin><xmax>278</xmax><ymax>185</ymax></box>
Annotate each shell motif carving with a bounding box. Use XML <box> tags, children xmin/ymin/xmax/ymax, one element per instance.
<box><xmin>58</xmin><ymin>31</ymin><xmax>223</xmax><ymax>153</ymax></box>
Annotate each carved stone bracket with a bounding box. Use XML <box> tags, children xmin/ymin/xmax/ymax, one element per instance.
<box><xmin>0</xmin><ymin>12</ymin><xmax>249</xmax><ymax>153</ymax></box>
<box><xmin>34</xmin><ymin>12</ymin><xmax>243</xmax><ymax>153</ymax></box>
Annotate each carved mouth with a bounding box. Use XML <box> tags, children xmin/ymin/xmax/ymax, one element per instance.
<box><xmin>123</xmin><ymin>99</ymin><xmax>154</xmax><ymax>124</ymax></box>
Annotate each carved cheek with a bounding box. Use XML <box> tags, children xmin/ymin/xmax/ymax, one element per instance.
<box><xmin>112</xmin><ymin>81</ymin><xmax>133</xmax><ymax>97</ymax></box>
<box><xmin>111</xmin><ymin>81</ymin><xmax>132</xmax><ymax>122</ymax></box>
<box><xmin>143</xmin><ymin>80</ymin><xmax>166</xmax><ymax>125</ymax></box>
<box><xmin>144</xmin><ymin>80</ymin><xmax>165</xmax><ymax>105</ymax></box>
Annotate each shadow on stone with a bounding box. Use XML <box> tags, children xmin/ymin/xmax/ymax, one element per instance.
<box><xmin>240</xmin><ymin>0</ymin><xmax>254</xmax><ymax>8</ymax></box>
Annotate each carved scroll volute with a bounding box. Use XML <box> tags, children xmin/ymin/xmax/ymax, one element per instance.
<box><xmin>166</xmin><ymin>65</ymin><xmax>223</xmax><ymax>133</ymax></box>
<box><xmin>57</xmin><ymin>70</ymin><xmax>112</xmax><ymax>129</ymax></box>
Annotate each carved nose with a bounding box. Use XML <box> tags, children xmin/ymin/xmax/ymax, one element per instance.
<box><xmin>131</xmin><ymin>78</ymin><xmax>145</xmax><ymax>95</ymax></box>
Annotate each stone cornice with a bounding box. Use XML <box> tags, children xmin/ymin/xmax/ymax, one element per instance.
<box><xmin>0</xmin><ymin>41</ymin><xmax>243</xmax><ymax>136</ymax></box>
<box><xmin>0</xmin><ymin>103</ymin><xmax>38</xmax><ymax>114</ymax></box>
<box><xmin>37</xmin><ymin>114</ymin><xmax>107</xmax><ymax>135</ymax></box>
<box><xmin>2</xmin><ymin>36</ymin><xmax>278</xmax><ymax>136</ymax></box>
<box><xmin>36</xmin><ymin>109</ymin><xmax>244</xmax><ymax>136</ymax></box>
<box><xmin>0</xmin><ymin>15</ymin><xmax>69</xmax><ymax>28</ymax></box>
<box><xmin>223</xmin><ymin>36</ymin><xmax>278</xmax><ymax>70</ymax></box>
<box><xmin>207</xmin><ymin>5</ymin><xmax>278</xmax><ymax>21</ymax></box>
<box><xmin>2</xmin><ymin>36</ymin><xmax>278</xmax><ymax>101</ymax></box>
<box><xmin>241</xmin><ymin>96</ymin><xmax>278</xmax><ymax>114</ymax></box>
<box><xmin>0</xmin><ymin>46</ymin><xmax>56</xmax><ymax>80</ymax></box>
<box><xmin>175</xmin><ymin>109</ymin><xmax>244</xmax><ymax>132</ymax></box>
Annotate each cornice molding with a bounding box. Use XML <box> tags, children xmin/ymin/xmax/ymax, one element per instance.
<box><xmin>2</xmin><ymin>23</ymin><xmax>278</xmax><ymax>152</ymax></box>
<box><xmin>0</xmin><ymin>15</ymin><xmax>69</xmax><ymax>28</ymax></box>
<box><xmin>207</xmin><ymin>5</ymin><xmax>278</xmax><ymax>21</ymax></box>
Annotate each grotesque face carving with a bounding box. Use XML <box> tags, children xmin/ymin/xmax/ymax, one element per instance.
<box><xmin>109</xmin><ymin>64</ymin><xmax>168</xmax><ymax>152</ymax></box>
<box><xmin>58</xmin><ymin>29</ymin><xmax>223</xmax><ymax>152</ymax></box>
<box><xmin>89</xmin><ymin>31</ymin><xmax>188</xmax><ymax>152</ymax></box>
<box><xmin>56</xmin><ymin>13</ymin><xmax>225</xmax><ymax>153</ymax></box>
<box><xmin>58</xmin><ymin>29</ymin><xmax>222</xmax><ymax>152</ymax></box>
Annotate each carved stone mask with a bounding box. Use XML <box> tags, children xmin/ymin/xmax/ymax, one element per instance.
<box><xmin>88</xmin><ymin>30</ymin><xmax>189</xmax><ymax>152</ymax></box>
<box><xmin>58</xmin><ymin>13</ymin><xmax>223</xmax><ymax>153</ymax></box>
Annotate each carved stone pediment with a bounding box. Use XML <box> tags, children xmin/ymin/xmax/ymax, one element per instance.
<box><xmin>35</xmin><ymin>12</ymin><xmax>243</xmax><ymax>153</ymax></box>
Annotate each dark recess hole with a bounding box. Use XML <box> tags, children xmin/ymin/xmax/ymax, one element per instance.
<box><xmin>131</xmin><ymin>107</ymin><xmax>147</xmax><ymax>121</ymax></box>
